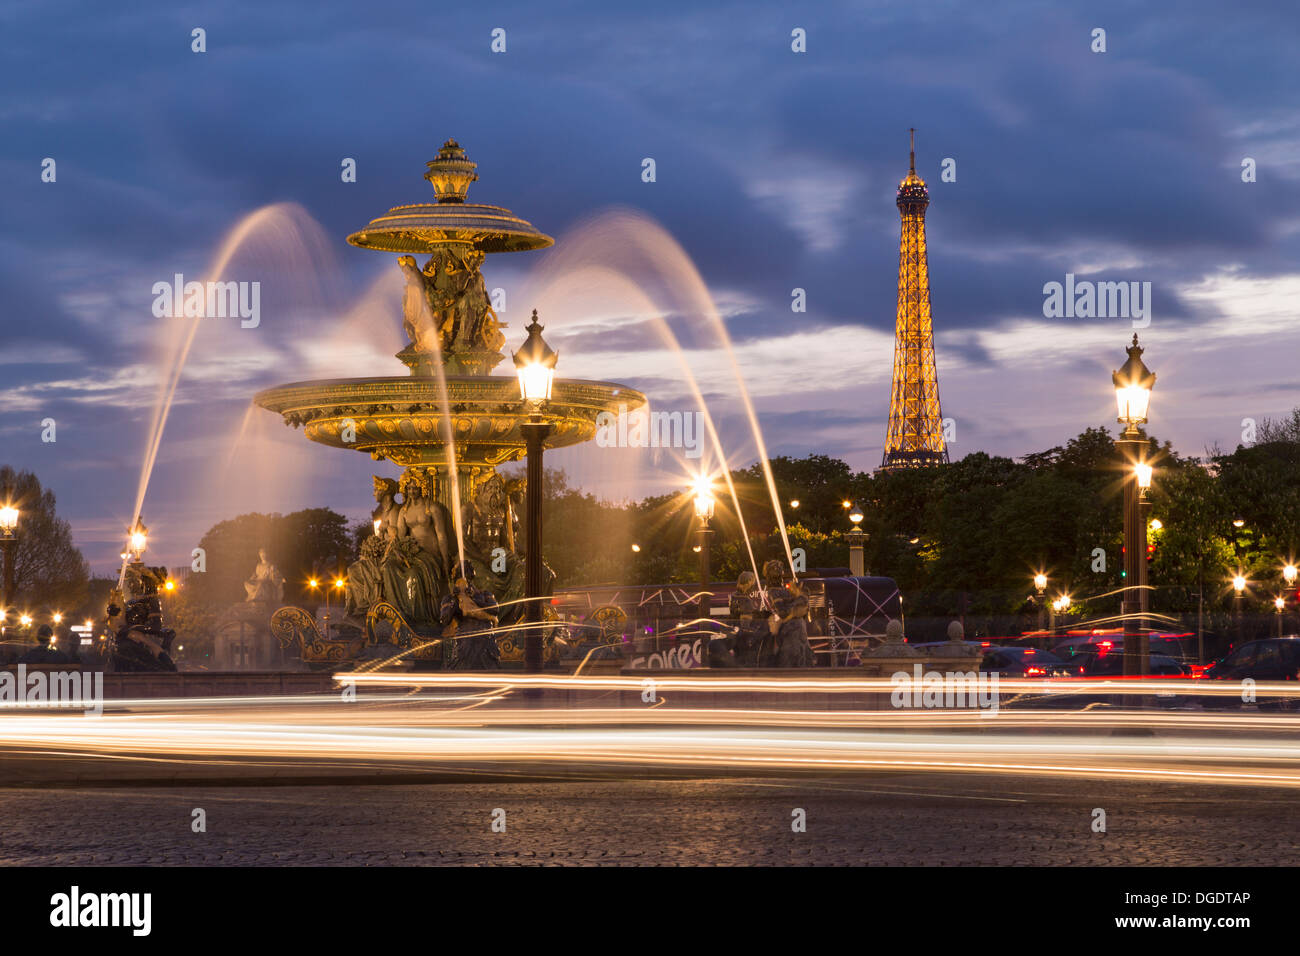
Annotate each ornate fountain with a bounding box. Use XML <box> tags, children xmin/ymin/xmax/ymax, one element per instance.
<box><xmin>256</xmin><ymin>140</ymin><xmax>645</xmax><ymax>666</ymax></box>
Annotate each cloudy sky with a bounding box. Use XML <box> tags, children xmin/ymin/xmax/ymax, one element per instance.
<box><xmin>2</xmin><ymin>0</ymin><xmax>1299</xmax><ymax>573</ymax></box>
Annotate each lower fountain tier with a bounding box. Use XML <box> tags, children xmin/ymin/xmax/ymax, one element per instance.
<box><xmin>253</xmin><ymin>375</ymin><xmax>645</xmax><ymax>467</ymax></box>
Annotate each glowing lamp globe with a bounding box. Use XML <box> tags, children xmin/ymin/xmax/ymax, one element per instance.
<box><xmin>1112</xmin><ymin>334</ymin><xmax>1156</xmax><ymax>427</ymax></box>
<box><xmin>691</xmin><ymin>476</ymin><xmax>715</xmax><ymax>521</ymax></box>
<box><xmin>513</xmin><ymin>310</ymin><xmax>558</xmax><ymax>405</ymax></box>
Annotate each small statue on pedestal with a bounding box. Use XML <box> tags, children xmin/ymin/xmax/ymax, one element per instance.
<box><xmin>243</xmin><ymin>548</ymin><xmax>285</xmax><ymax>604</ymax></box>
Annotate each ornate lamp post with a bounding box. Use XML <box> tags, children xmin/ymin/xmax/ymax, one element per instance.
<box><xmin>847</xmin><ymin>503</ymin><xmax>866</xmax><ymax>577</ymax></box>
<box><xmin>513</xmin><ymin>310</ymin><xmax>558</xmax><ymax>674</ymax></box>
<box><xmin>1112</xmin><ymin>334</ymin><xmax>1155</xmax><ymax>676</ymax></box>
<box><xmin>0</xmin><ymin>503</ymin><xmax>18</xmax><ymax>621</ymax></box>
<box><xmin>1135</xmin><ymin>460</ymin><xmax>1154</xmax><ymax>627</ymax></box>
<box><xmin>691</xmin><ymin>476</ymin><xmax>716</xmax><ymax>612</ymax></box>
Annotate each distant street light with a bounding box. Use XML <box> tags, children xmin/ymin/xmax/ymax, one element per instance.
<box><xmin>1283</xmin><ymin>564</ymin><xmax>1298</xmax><ymax>586</ymax></box>
<box><xmin>691</xmin><ymin>476</ymin><xmax>716</xmax><ymax>623</ymax></box>
<box><xmin>789</xmin><ymin>499</ymin><xmax>800</xmax><ymax>510</ymax></box>
<box><xmin>1233</xmin><ymin>574</ymin><xmax>1246</xmax><ymax>644</ymax></box>
<box><xmin>1276</xmin><ymin>595</ymin><xmax>1287</xmax><ymax>637</ymax></box>
<box><xmin>1033</xmin><ymin>573</ymin><xmax>1048</xmax><ymax>634</ymax></box>
<box><xmin>0</xmin><ymin>502</ymin><xmax>18</xmax><ymax>614</ymax></box>
<box><xmin>847</xmin><ymin>502</ymin><xmax>866</xmax><ymax>576</ymax></box>
<box><xmin>1112</xmin><ymin>334</ymin><xmax>1155</xmax><ymax>676</ymax></box>
<box><xmin>1050</xmin><ymin>593</ymin><xmax>1070</xmax><ymax>634</ymax></box>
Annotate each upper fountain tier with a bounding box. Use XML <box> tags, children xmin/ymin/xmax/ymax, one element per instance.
<box><xmin>255</xmin><ymin>139</ymin><xmax>645</xmax><ymax>471</ymax></box>
<box><xmin>346</xmin><ymin>139</ymin><xmax>553</xmax><ymax>254</ymax></box>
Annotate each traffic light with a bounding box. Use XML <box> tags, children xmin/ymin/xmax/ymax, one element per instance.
<box><xmin>1146</xmin><ymin>543</ymin><xmax>1155</xmax><ymax>564</ymax></box>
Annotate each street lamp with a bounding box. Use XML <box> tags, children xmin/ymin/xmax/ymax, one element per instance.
<box><xmin>691</xmin><ymin>474</ymin><xmax>715</xmax><ymax>607</ymax></box>
<box><xmin>128</xmin><ymin>520</ymin><xmax>148</xmax><ymax>561</ymax></box>
<box><xmin>1112</xmin><ymin>333</ymin><xmax>1155</xmax><ymax>676</ymax></box>
<box><xmin>0</xmin><ymin>502</ymin><xmax>18</xmax><ymax>615</ymax></box>
<box><xmin>513</xmin><ymin>309</ymin><xmax>558</xmax><ymax>674</ymax></box>
<box><xmin>1232</xmin><ymin>573</ymin><xmax>1246</xmax><ymax>645</ymax></box>
<box><xmin>846</xmin><ymin>502</ymin><xmax>866</xmax><ymax>576</ymax></box>
<box><xmin>1051</xmin><ymin>593</ymin><xmax>1070</xmax><ymax>634</ymax></box>
<box><xmin>1033</xmin><ymin>573</ymin><xmax>1048</xmax><ymax>634</ymax></box>
<box><xmin>1283</xmin><ymin>564</ymin><xmax>1298</xmax><ymax>587</ymax></box>
<box><xmin>1276</xmin><ymin>595</ymin><xmax>1287</xmax><ymax>638</ymax></box>
<box><xmin>690</xmin><ymin>475</ymin><xmax>717</xmax><ymax>659</ymax></box>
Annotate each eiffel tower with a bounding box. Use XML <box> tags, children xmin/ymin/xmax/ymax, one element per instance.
<box><xmin>881</xmin><ymin>129</ymin><xmax>949</xmax><ymax>471</ymax></box>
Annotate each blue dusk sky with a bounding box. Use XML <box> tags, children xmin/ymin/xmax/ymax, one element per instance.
<box><xmin>2</xmin><ymin>0</ymin><xmax>1299</xmax><ymax>571</ymax></box>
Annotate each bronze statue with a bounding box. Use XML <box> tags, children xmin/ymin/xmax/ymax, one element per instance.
<box><xmin>396</xmin><ymin>467</ymin><xmax>455</xmax><ymax>579</ymax></box>
<box><xmin>372</xmin><ymin>476</ymin><xmax>401</xmax><ymax>538</ymax></box>
<box><xmin>398</xmin><ymin>254</ymin><xmax>441</xmax><ymax>355</ymax></box>
<box><xmin>761</xmin><ymin>559</ymin><xmax>814</xmax><ymax>667</ymax></box>
<box><xmin>440</xmin><ymin>563</ymin><xmax>500</xmax><ymax>670</ymax></box>
<box><xmin>344</xmin><ymin>534</ymin><xmax>387</xmax><ymax>619</ymax></box>
<box><xmin>728</xmin><ymin>570</ymin><xmax>764</xmax><ymax>667</ymax></box>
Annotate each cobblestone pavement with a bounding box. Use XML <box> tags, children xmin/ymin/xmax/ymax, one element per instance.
<box><xmin>1</xmin><ymin>773</ymin><xmax>1294</xmax><ymax>865</ymax></box>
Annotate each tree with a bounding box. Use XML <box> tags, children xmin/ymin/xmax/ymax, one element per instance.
<box><xmin>0</xmin><ymin>465</ymin><xmax>90</xmax><ymax>616</ymax></box>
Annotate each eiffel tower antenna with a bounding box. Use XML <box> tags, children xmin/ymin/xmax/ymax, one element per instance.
<box><xmin>880</xmin><ymin>128</ymin><xmax>949</xmax><ymax>471</ymax></box>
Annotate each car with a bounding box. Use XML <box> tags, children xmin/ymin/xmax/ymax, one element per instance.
<box><xmin>1202</xmin><ymin>637</ymin><xmax>1300</xmax><ymax>710</ymax></box>
<box><xmin>1057</xmin><ymin>651</ymin><xmax>1191</xmax><ymax>678</ymax></box>
<box><xmin>1051</xmin><ymin>631</ymin><xmax>1196</xmax><ymax>665</ymax></box>
<box><xmin>909</xmin><ymin>642</ymin><xmax>1064</xmax><ymax>677</ymax></box>
<box><xmin>1038</xmin><ymin>650</ymin><xmax>1194</xmax><ymax>708</ymax></box>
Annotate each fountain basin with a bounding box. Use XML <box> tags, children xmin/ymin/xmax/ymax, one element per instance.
<box><xmin>254</xmin><ymin>375</ymin><xmax>645</xmax><ymax>467</ymax></box>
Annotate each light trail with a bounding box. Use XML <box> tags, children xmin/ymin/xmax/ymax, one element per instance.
<box><xmin>333</xmin><ymin>671</ymin><xmax>1300</xmax><ymax>701</ymax></box>
<box><xmin>2</xmin><ymin>691</ymin><xmax>1299</xmax><ymax>789</ymax></box>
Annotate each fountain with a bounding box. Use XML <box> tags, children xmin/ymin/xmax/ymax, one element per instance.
<box><xmin>255</xmin><ymin>140</ymin><xmax>645</xmax><ymax>667</ymax></box>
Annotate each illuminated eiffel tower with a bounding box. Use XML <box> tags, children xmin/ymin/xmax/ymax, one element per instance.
<box><xmin>881</xmin><ymin>129</ymin><xmax>948</xmax><ymax>471</ymax></box>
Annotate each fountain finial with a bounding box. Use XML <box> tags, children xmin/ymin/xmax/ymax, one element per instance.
<box><xmin>424</xmin><ymin>139</ymin><xmax>479</xmax><ymax>203</ymax></box>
